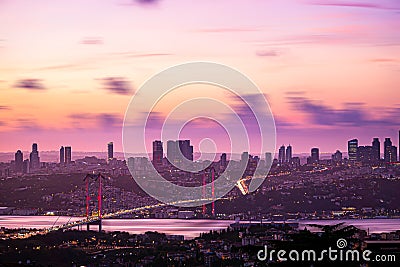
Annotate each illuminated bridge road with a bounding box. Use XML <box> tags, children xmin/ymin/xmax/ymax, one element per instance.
<box><xmin>12</xmin><ymin>198</ymin><xmax>231</xmax><ymax>239</ymax></box>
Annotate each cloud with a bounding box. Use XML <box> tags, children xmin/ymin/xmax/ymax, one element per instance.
<box><xmin>15</xmin><ymin>118</ymin><xmax>42</xmax><ymax>130</ymax></box>
<box><xmin>98</xmin><ymin>114</ymin><xmax>120</xmax><ymax>129</ymax></box>
<box><xmin>14</xmin><ymin>79</ymin><xmax>46</xmax><ymax>90</ymax></box>
<box><xmin>0</xmin><ymin>105</ymin><xmax>10</xmax><ymax>110</ymax></box>
<box><xmin>369</xmin><ymin>58</ymin><xmax>398</xmax><ymax>63</ymax></box>
<box><xmin>309</xmin><ymin>1</ymin><xmax>400</xmax><ymax>10</ymax></box>
<box><xmin>256</xmin><ymin>50</ymin><xmax>280</xmax><ymax>57</ymax></box>
<box><xmin>127</xmin><ymin>53</ymin><xmax>172</xmax><ymax>58</ymax></box>
<box><xmin>80</xmin><ymin>37</ymin><xmax>103</xmax><ymax>45</ymax></box>
<box><xmin>135</xmin><ymin>0</ymin><xmax>160</xmax><ymax>4</ymax></box>
<box><xmin>287</xmin><ymin>94</ymin><xmax>400</xmax><ymax>127</ymax></box>
<box><xmin>194</xmin><ymin>27</ymin><xmax>258</xmax><ymax>33</ymax></box>
<box><xmin>120</xmin><ymin>0</ymin><xmax>161</xmax><ymax>6</ymax></box>
<box><xmin>69</xmin><ymin>113</ymin><xmax>122</xmax><ymax>129</ymax></box>
<box><xmin>99</xmin><ymin>77</ymin><xmax>134</xmax><ymax>95</ymax></box>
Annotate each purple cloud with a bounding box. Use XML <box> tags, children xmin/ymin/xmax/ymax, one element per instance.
<box><xmin>194</xmin><ymin>27</ymin><xmax>258</xmax><ymax>33</ymax></box>
<box><xmin>14</xmin><ymin>79</ymin><xmax>46</xmax><ymax>90</ymax></box>
<box><xmin>69</xmin><ymin>113</ymin><xmax>122</xmax><ymax>129</ymax></box>
<box><xmin>287</xmin><ymin>94</ymin><xmax>400</xmax><ymax>127</ymax></box>
<box><xmin>80</xmin><ymin>37</ymin><xmax>103</xmax><ymax>45</ymax></box>
<box><xmin>135</xmin><ymin>0</ymin><xmax>160</xmax><ymax>4</ymax></box>
<box><xmin>0</xmin><ymin>105</ymin><xmax>10</xmax><ymax>110</ymax></box>
<box><xmin>256</xmin><ymin>50</ymin><xmax>280</xmax><ymax>57</ymax></box>
<box><xmin>309</xmin><ymin>1</ymin><xmax>400</xmax><ymax>10</ymax></box>
<box><xmin>99</xmin><ymin>77</ymin><xmax>134</xmax><ymax>95</ymax></box>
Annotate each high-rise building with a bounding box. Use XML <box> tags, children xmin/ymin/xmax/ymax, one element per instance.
<box><xmin>372</xmin><ymin>138</ymin><xmax>380</xmax><ymax>162</ymax></box>
<box><xmin>178</xmin><ymin>140</ymin><xmax>193</xmax><ymax>161</ymax></box>
<box><xmin>332</xmin><ymin>150</ymin><xmax>342</xmax><ymax>163</ymax></box>
<box><xmin>348</xmin><ymin>139</ymin><xmax>358</xmax><ymax>161</ymax></box>
<box><xmin>265</xmin><ymin>152</ymin><xmax>272</xmax><ymax>168</ymax></box>
<box><xmin>167</xmin><ymin>140</ymin><xmax>193</xmax><ymax>164</ymax></box>
<box><xmin>220</xmin><ymin>153</ymin><xmax>227</xmax><ymax>167</ymax></box>
<box><xmin>29</xmin><ymin>143</ymin><xmax>40</xmax><ymax>170</ymax></box>
<box><xmin>23</xmin><ymin>159</ymin><xmax>29</xmax><ymax>174</ymax></box>
<box><xmin>241</xmin><ymin>152</ymin><xmax>249</xmax><ymax>166</ymax></box>
<box><xmin>152</xmin><ymin>140</ymin><xmax>163</xmax><ymax>167</ymax></box>
<box><xmin>60</xmin><ymin>146</ymin><xmax>65</xmax><ymax>164</ymax></box>
<box><xmin>65</xmin><ymin>146</ymin><xmax>72</xmax><ymax>164</ymax></box>
<box><xmin>14</xmin><ymin>150</ymin><xmax>23</xmax><ymax>173</ymax></box>
<box><xmin>390</xmin><ymin>146</ymin><xmax>398</xmax><ymax>162</ymax></box>
<box><xmin>285</xmin><ymin>145</ymin><xmax>292</xmax><ymax>163</ymax></box>
<box><xmin>384</xmin><ymin>138</ymin><xmax>392</xmax><ymax>162</ymax></box>
<box><xmin>108</xmin><ymin>142</ymin><xmax>114</xmax><ymax>160</ymax></box>
<box><xmin>290</xmin><ymin>157</ymin><xmax>301</xmax><ymax>167</ymax></box>
<box><xmin>311</xmin><ymin>147</ymin><xmax>319</xmax><ymax>163</ymax></box>
<box><xmin>398</xmin><ymin>130</ymin><xmax>400</xmax><ymax>161</ymax></box>
<box><xmin>278</xmin><ymin>145</ymin><xmax>285</xmax><ymax>164</ymax></box>
<box><xmin>357</xmin><ymin>146</ymin><xmax>373</xmax><ymax>163</ymax></box>
<box><xmin>167</xmin><ymin>140</ymin><xmax>178</xmax><ymax>164</ymax></box>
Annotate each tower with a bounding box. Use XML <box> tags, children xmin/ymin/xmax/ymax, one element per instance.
<box><xmin>65</xmin><ymin>146</ymin><xmax>72</xmax><ymax>164</ymax></box>
<box><xmin>384</xmin><ymin>138</ymin><xmax>392</xmax><ymax>162</ymax></box>
<box><xmin>167</xmin><ymin>140</ymin><xmax>193</xmax><ymax>165</ymax></box>
<box><xmin>202</xmin><ymin>167</ymin><xmax>215</xmax><ymax>217</ymax></box>
<box><xmin>107</xmin><ymin>142</ymin><xmax>114</xmax><ymax>161</ymax></box>
<box><xmin>152</xmin><ymin>140</ymin><xmax>163</xmax><ymax>167</ymax></box>
<box><xmin>60</xmin><ymin>146</ymin><xmax>65</xmax><ymax>164</ymax></box>
<box><xmin>29</xmin><ymin>143</ymin><xmax>40</xmax><ymax>170</ymax></box>
<box><xmin>265</xmin><ymin>152</ymin><xmax>272</xmax><ymax>168</ymax></box>
<box><xmin>220</xmin><ymin>153</ymin><xmax>227</xmax><ymax>168</ymax></box>
<box><xmin>286</xmin><ymin>145</ymin><xmax>292</xmax><ymax>163</ymax></box>
<box><xmin>348</xmin><ymin>139</ymin><xmax>358</xmax><ymax>161</ymax></box>
<box><xmin>84</xmin><ymin>173</ymin><xmax>105</xmax><ymax>232</ymax></box>
<box><xmin>311</xmin><ymin>147</ymin><xmax>319</xmax><ymax>163</ymax></box>
<box><xmin>278</xmin><ymin>145</ymin><xmax>285</xmax><ymax>164</ymax></box>
<box><xmin>15</xmin><ymin>150</ymin><xmax>23</xmax><ymax>173</ymax></box>
<box><xmin>372</xmin><ymin>138</ymin><xmax>380</xmax><ymax>162</ymax></box>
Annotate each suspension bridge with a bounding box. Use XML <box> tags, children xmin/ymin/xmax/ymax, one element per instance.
<box><xmin>12</xmin><ymin>171</ymin><xmax>239</xmax><ymax>239</ymax></box>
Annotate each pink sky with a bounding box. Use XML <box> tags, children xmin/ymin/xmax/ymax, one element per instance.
<box><xmin>0</xmin><ymin>0</ymin><xmax>399</xmax><ymax>154</ymax></box>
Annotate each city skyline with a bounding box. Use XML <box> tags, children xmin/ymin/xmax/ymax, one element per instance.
<box><xmin>4</xmin><ymin>130</ymin><xmax>399</xmax><ymax>164</ymax></box>
<box><xmin>1</xmin><ymin>0</ymin><xmax>400</xmax><ymax>153</ymax></box>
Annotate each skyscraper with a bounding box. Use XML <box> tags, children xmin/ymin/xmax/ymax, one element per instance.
<box><xmin>108</xmin><ymin>142</ymin><xmax>114</xmax><ymax>160</ymax></box>
<box><xmin>285</xmin><ymin>145</ymin><xmax>292</xmax><ymax>163</ymax></box>
<box><xmin>220</xmin><ymin>153</ymin><xmax>227</xmax><ymax>167</ymax></box>
<box><xmin>152</xmin><ymin>140</ymin><xmax>163</xmax><ymax>167</ymax></box>
<box><xmin>241</xmin><ymin>152</ymin><xmax>249</xmax><ymax>166</ymax></box>
<box><xmin>311</xmin><ymin>147</ymin><xmax>319</xmax><ymax>163</ymax></box>
<box><xmin>348</xmin><ymin>139</ymin><xmax>358</xmax><ymax>161</ymax></box>
<box><xmin>14</xmin><ymin>150</ymin><xmax>23</xmax><ymax>173</ymax></box>
<box><xmin>357</xmin><ymin>146</ymin><xmax>373</xmax><ymax>163</ymax></box>
<box><xmin>23</xmin><ymin>159</ymin><xmax>29</xmax><ymax>174</ymax></box>
<box><xmin>29</xmin><ymin>143</ymin><xmax>40</xmax><ymax>170</ymax></box>
<box><xmin>167</xmin><ymin>140</ymin><xmax>193</xmax><ymax>164</ymax></box>
<box><xmin>398</xmin><ymin>130</ymin><xmax>400</xmax><ymax>161</ymax></box>
<box><xmin>65</xmin><ymin>146</ymin><xmax>72</xmax><ymax>164</ymax></box>
<box><xmin>384</xmin><ymin>138</ymin><xmax>392</xmax><ymax>162</ymax></box>
<box><xmin>390</xmin><ymin>146</ymin><xmax>398</xmax><ymax>162</ymax></box>
<box><xmin>265</xmin><ymin>152</ymin><xmax>272</xmax><ymax>168</ymax></box>
<box><xmin>332</xmin><ymin>150</ymin><xmax>342</xmax><ymax>163</ymax></box>
<box><xmin>60</xmin><ymin>146</ymin><xmax>65</xmax><ymax>164</ymax></box>
<box><xmin>372</xmin><ymin>138</ymin><xmax>380</xmax><ymax>162</ymax></box>
<box><xmin>167</xmin><ymin>140</ymin><xmax>178</xmax><ymax>164</ymax></box>
<box><xmin>178</xmin><ymin>140</ymin><xmax>193</xmax><ymax>161</ymax></box>
<box><xmin>278</xmin><ymin>145</ymin><xmax>285</xmax><ymax>164</ymax></box>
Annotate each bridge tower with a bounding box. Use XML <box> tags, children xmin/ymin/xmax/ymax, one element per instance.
<box><xmin>202</xmin><ymin>167</ymin><xmax>215</xmax><ymax>217</ymax></box>
<box><xmin>84</xmin><ymin>173</ymin><xmax>105</xmax><ymax>231</ymax></box>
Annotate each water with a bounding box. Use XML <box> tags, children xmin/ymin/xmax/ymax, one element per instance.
<box><xmin>0</xmin><ymin>216</ymin><xmax>399</xmax><ymax>239</ymax></box>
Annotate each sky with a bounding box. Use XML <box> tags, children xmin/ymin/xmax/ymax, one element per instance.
<box><xmin>0</xmin><ymin>0</ymin><xmax>400</xmax><ymax>155</ymax></box>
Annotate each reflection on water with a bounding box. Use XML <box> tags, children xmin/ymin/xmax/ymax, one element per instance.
<box><xmin>0</xmin><ymin>216</ymin><xmax>399</xmax><ymax>239</ymax></box>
